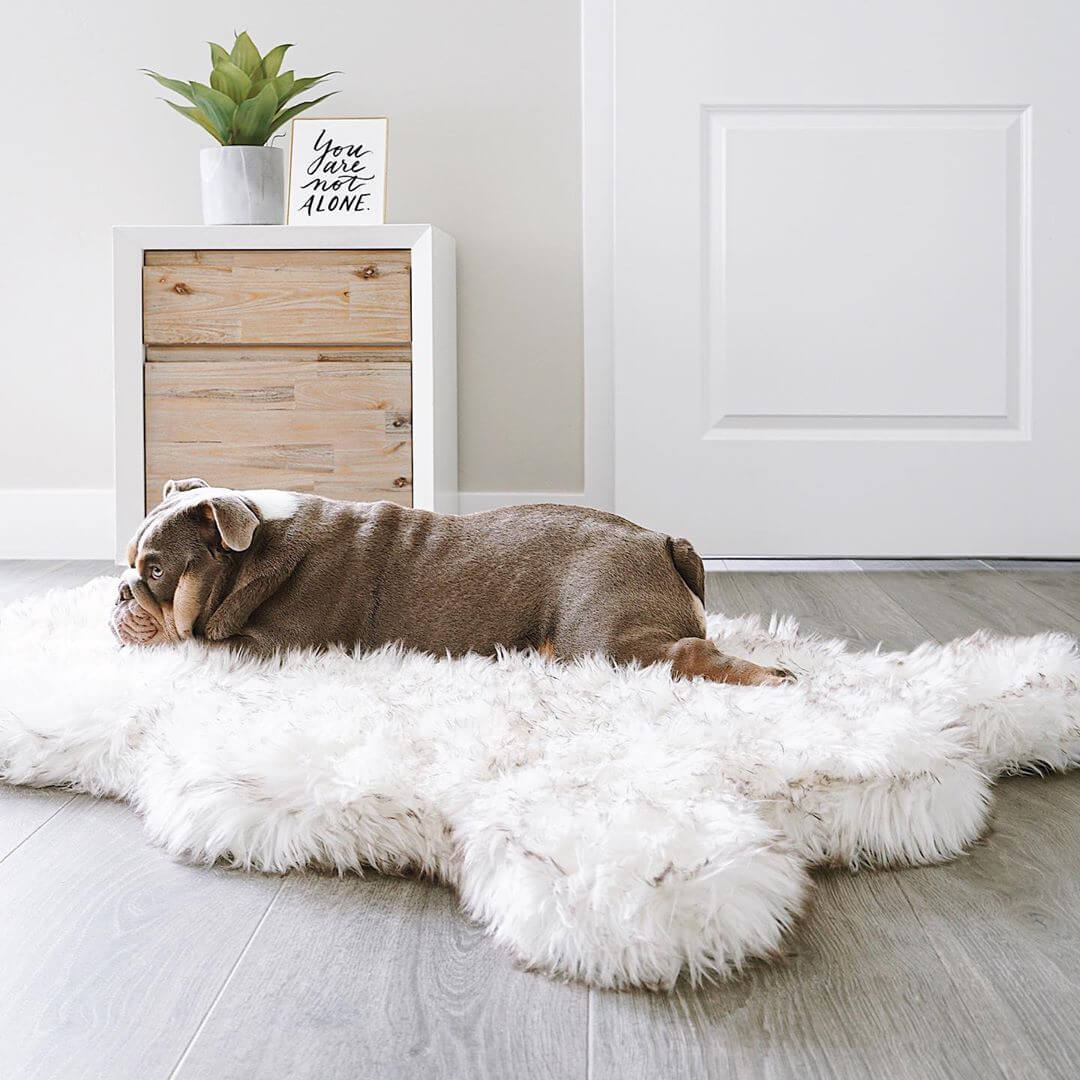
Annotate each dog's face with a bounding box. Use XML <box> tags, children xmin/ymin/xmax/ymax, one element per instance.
<box><xmin>121</xmin><ymin>477</ymin><xmax>259</xmax><ymax>640</ymax></box>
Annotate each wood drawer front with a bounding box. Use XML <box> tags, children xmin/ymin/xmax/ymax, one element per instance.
<box><xmin>143</xmin><ymin>345</ymin><xmax>412</xmax><ymax>365</ymax></box>
<box><xmin>144</xmin><ymin>360</ymin><xmax>412</xmax><ymax>512</ymax></box>
<box><xmin>142</xmin><ymin>250</ymin><xmax>411</xmax><ymax>346</ymax></box>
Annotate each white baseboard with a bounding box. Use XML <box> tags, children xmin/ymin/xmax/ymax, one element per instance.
<box><xmin>457</xmin><ymin>491</ymin><xmax>591</xmax><ymax>514</ymax></box>
<box><xmin>0</xmin><ymin>489</ymin><xmax>113</xmax><ymax>559</ymax></box>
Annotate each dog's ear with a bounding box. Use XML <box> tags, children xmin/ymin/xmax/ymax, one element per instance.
<box><xmin>163</xmin><ymin>477</ymin><xmax>210</xmax><ymax>499</ymax></box>
<box><xmin>198</xmin><ymin>494</ymin><xmax>259</xmax><ymax>552</ymax></box>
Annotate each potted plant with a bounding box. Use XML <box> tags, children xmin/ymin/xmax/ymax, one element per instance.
<box><xmin>144</xmin><ymin>32</ymin><xmax>338</xmax><ymax>225</ymax></box>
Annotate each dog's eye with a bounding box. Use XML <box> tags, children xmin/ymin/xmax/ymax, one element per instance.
<box><xmin>149</xmin><ymin>564</ymin><xmax>164</xmax><ymax>579</ymax></box>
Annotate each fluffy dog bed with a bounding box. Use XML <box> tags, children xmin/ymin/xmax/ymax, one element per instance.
<box><xmin>2</xmin><ymin>578</ymin><xmax>1079</xmax><ymax>989</ymax></box>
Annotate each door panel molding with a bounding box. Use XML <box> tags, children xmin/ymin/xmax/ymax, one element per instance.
<box><xmin>700</xmin><ymin>104</ymin><xmax>1032</xmax><ymax>441</ymax></box>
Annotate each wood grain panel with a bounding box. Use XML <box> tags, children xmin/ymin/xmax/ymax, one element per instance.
<box><xmin>0</xmin><ymin>795</ymin><xmax>281</xmax><ymax>1080</ymax></box>
<box><xmin>852</xmin><ymin>561</ymin><xmax>1080</xmax><ymax>639</ymax></box>
<box><xmin>144</xmin><ymin>345</ymin><xmax>412</xmax><ymax>364</ymax></box>
<box><xmin>0</xmin><ymin>786</ymin><xmax>73</xmax><ymax>862</ymax></box>
<box><xmin>592</xmin><ymin>869</ymin><xmax>1038</xmax><ymax>1080</ymax></box>
<box><xmin>144</xmin><ymin>361</ymin><xmax>412</xmax><ymax>511</ymax></box>
<box><xmin>984</xmin><ymin>560</ymin><xmax>1080</xmax><ymax>622</ymax></box>
<box><xmin>144</xmin><ymin>250</ymin><xmax>404</xmax><ymax>269</ymax></box>
<box><xmin>709</xmin><ymin>564</ymin><xmax>934</xmax><ymax>651</ymax></box>
<box><xmin>142</xmin><ymin>250</ymin><xmax>411</xmax><ymax>346</ymax></box>
<box><xmin>172</xmin><ymin>874</ymin><xmax>587</xmax><ymax>1080</ymax></box>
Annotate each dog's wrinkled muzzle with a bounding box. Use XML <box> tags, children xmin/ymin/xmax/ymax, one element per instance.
<box><xmin>116</xmin><ymin>570</ymin><xmax>180</xmax><ymax>644</ymax></box>
<box><xmin>119</xmin><ymin>569</ymin><xmax>160</xmax><ymax>621</ymax></box>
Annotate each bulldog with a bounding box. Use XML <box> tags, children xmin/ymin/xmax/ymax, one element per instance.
<box><xmin>111</xmin><ymin>478</ymin><xmax>792</xmax><ymax>687</ymax></box>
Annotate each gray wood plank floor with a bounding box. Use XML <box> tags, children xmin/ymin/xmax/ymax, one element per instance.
<box><xmin>2</xmin><ymin>559</ymin><xmax>1079</xmax><ymax>1079</ymax></box>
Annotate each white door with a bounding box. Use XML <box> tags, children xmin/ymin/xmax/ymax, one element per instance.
<box><xmin>607</xmin><ymin>1</ymin><xmax>1080</xmax><ymax>556</ymax></box>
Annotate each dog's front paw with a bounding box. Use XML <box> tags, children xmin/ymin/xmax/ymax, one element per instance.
<box><xmin>202</xmin><ymin>618</ymin><xmax>230</xmax><ymax>642</ymax></box>
<box><xmin>109</xmin><ymin>597</ymin><xmax>167</xmax><ymax>647</ymax></box>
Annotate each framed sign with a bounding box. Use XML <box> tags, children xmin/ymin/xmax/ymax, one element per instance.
<box><xmin>287</xmin><ymin>117</ymin><xmax>388</xmax><ymax>224</ymax></box>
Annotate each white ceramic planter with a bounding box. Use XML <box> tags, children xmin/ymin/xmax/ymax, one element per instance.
<box><xmin>199</xmin><ymin>146</ymin><xmax>285</xmax><ymax>225</ymax></box>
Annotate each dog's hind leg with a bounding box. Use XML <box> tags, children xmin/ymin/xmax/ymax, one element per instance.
<box><xmin>664</xmin><ymin>637</ymin><xmax>795</xmax><ymax>687</ymax></box>
<box><xmin>609</xmin><ymin>630</ymin><xmax>793</xmax><ymax>687</ymax></box>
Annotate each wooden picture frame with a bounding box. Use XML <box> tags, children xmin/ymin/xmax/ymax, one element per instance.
<box><xmin>286</xmin><ymin>116</ymin><xmax>389</xmax><ymax>224</ymax></box>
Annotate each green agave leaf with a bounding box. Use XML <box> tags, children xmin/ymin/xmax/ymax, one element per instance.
<box><xmin>258</xmin><ymin>43</ymin><xmax>292</xmax><ymax>80</ymax></box>
<box><xmin>273</xmin><ymin>71</ymin><xmax>295</xmax><ymax>102</ymax></box>
<box><xmin>267</xmin><ymin>91</ymin><xmax>339</xmax><ymax>139</ymax></box>
<box><xmin>190</xmin><ymin>82</ymin><xmax>237</xmax><ymax>139</ymax></box>
<box><xmin>277</xmin><ymin>72</ymin><xmax>339</xmax><ymax>108</ymax></box>
<box><xmin>209</xmin><ymin>58</ymin><xmax>252</xmax><ymax>103</ymax></box>
<box><xmin>164</xmin><ymin>100</ymin><xmax>226</xmax><ymax>144</ymax></box>
<box><xmin>230</xmin><ymin>31</ymin><xmax>262</xmax><ymax>76</ymax></box>
<box><xmin>248</xmin><ymin>68</ymin><xmax>287</xmax><ymax>99</ymax></box>
<box><xmin>250</xmin><ymin>70</ymin><xmax>294</xmax><ymax>102</ymax></box>
<box><xmin>231</xmin><ymin>82</ymin><xmax>279</xmax><ymax>145</ymax></box>
<box><xmin>142</xmin><ymin>70</ymin><xmax>196</xmax><ymax>104</ymax></box>
<box><xmin>209</xmin><ymin>41</ymin><xmax>230</xmax><ymax>68</ymax></box>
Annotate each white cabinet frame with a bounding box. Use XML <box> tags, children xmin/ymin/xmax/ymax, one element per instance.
<box><xmin>113</xmin><ymin>224</ymin><xmax>457</xmax><ymax>561</ymax></box>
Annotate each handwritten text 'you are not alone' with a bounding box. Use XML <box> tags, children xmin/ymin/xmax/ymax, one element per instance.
<box><xmin>296</xmin><ymin>129</ymin><xmax>378</xmax><ymax>215</ymax></box>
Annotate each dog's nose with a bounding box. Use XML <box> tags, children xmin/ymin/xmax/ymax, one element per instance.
<box><xmin>118</xmin><ymin>568</ymin><xmax>140</xmax><ymax>602</ymax></box>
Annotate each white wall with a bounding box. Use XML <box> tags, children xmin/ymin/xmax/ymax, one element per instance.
<box><xmin>1</xmin><ymin>0</ymin><xmax>583</xmax><ymax>552</ymax></box>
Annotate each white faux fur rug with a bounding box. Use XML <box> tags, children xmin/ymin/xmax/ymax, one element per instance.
<box><xmin>2</xmin><ymin>578</ymin><xmax>1079</xmax><ymax>989</ymax></box>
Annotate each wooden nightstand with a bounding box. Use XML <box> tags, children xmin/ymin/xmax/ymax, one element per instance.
<box><xmin>113</xmin><ymin>225</ymin><xmax>456</xmax><ymax>560</ymax></box>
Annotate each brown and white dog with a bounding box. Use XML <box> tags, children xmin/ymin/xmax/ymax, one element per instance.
<box><xmin>112</xmin><ymin>478</ymin><xmax>792</xmax><ymax>687</ymax></box>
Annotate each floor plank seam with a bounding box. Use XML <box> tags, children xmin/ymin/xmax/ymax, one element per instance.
<box><xmin>993</xmin><ymin>572</ymin><xmax>1080</xmax><ymax>628</ymax></box>
<box><xmin>720</xmin><ymin>564</ymin><xmax>946</xmax><ymax>650</ymax></box>
<box><xmin>166</xmin><ymin>876</ymin><xmax>287</xmax><ymax>1080</ymax></box>
<box><xmin>0</xmin><ymin>792</ymin><xmax>76</xmax><ymax>865</ymax></box>
<box><xmin>891</xmin><ymin>879</ymin><xmax>1016</xmax><ymax>1080</ymax></box>
<box><xmin>850</xmin><ymin>569</ymin><xmax>946</xmax><ymax>646</ymax></box>
<box><xmin>716</xmin><ymin>566</ymin><xmax>753</xmax><ymax>623</ymax></box>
